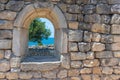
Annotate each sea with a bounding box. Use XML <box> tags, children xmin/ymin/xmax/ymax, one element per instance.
<box><xmin>28</xmin><ymin>38</ymin><xmax>54</xmax><ymax>46</ymax></box>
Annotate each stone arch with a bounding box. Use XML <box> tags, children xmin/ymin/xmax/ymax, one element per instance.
<box><xmin>12</xmin><ymin>3</ymin><xmax>68</xmax><ymax>58</ymax></box>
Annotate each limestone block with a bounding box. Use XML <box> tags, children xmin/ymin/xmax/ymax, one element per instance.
<box><xmin>0</xmin><ymin>0</ymin><xmax>8</xmax><ymax>3</ymax></box>
<box><xmin>80</xmin><ymin>68</ymin><xmax>92</xmax><ymax>74</ymax></box>
<box><xmin>111</xmin><ymin>24</ymin><xmax>120</xmax><ymax>34</ymax></box>
<box><xmin>101</xmin><ymin>58</ymin><xmax>118</xmax><ymax>66</ymax></box>
<box><xmin>101</xmin><ymin>35</ymin><xmax>113</xmax><ymax>43</ymax></box>
<box><xmin>114</xmin><ymin>51</ymin><xmax>120</xmax><ymax>57</ymax></box>
<box><xmin>0</xmin><ymin>60</ymin><xmax>10</xmax><ymax>72</ymax></box>
<box><xmin>71</xmin><ymin>52</ymin><xmax>86</xmax><ymax>60</ymax></box>
<box><xmin>102</xmin><ymin>67</ymin><xmax>113</xmax><ymax>74</ymax></box>
<box><xmin>0</xmin><ymin>50</ymin><xmax>4</xmax><ymax>59</ymax></box>
<box><xmin>0</xmin><ymin>11</ymin><xmax>16</xmax><ymax>20</ymax></box>
<box><xmin>78</xmin><ymin>42</ymin><xmax>91</xmax><ymax>52</ymax></box>
<box><xmin>81</xmin><ymin>75</ymin><xmax>91</xmax><ymax>80</ymax></box>
<box><xmin>68</xmin><ymin>69</ymin><xmax>79</xmax><ymax>77</ymax></box>
<box><xmin>0</xmin><ymin>20</ymin><xmax>13</xmax><ymax>29</ymax></box>
<box><xmin>10</xmin><ymin>57</ymin><xmax>21</xmax><ymax>68</ymax></box>
<box><xmin>92</xmin><ymin>42</ymin><xmax>105</xmax><ymax>51</ymax></box>
<box><xmin>113</xmin><ymin>35</ymin><xmax>120</xmax><ymax>42</ymax></box>
<box><xmin>65</xmin><ymin>13</ymin><xmax>77</xmax><ymax>21</ymax></box>
<box><xmin>42</xmin><ymin>71</ymin><xmax>57</xmax><ymax>78</ymax></box>
<box><xmin>95</xmin><ymin>51</ymin><xmax>113</xmax><ymax>58</ymax></box>
<box><xmin>0</xmin><ymin>3</ymin><xmax>4</xmax><ymax>10</ymax></box>
<box><xmin>83</xmin><ymin>59</ymin><xmax>100</xmax><ymax>67</ymax></box>
<box><xmin>57</xmin><ymin>70</ymin><xmax>67</xmax><ymax>78</ymax></box>
<box><xmin>71</xmin><ymin>61</ymin><xmax>82</xmax><ymax>68</ymax></box>
<box><xmin>83</xmin><ymin>5</ymin><xmax>95</xmax><ymax>14</ymax></box>
<box><xmin>0</xmin><ymin>30</ymin><xmax>12</xmax><ymax>39</ymax></box>
<box><xmin>68</xmin><ymin>5</ymin><xmax>81</xmax><ymax>13</ymax></box>
<box><xmin>0</xmin><ymin>72</ymin><xmax>5</xmax><ymax>79</ymax></box>
<box><xmin>69</xmin><ymin>30</ymin><xmax>83</xmax><ymax>42</ymax></box>
<box><xmin>96</xmin><ymin>4</ymin><xmax>110</xmax><ymax>14</ymax></box>
<box><xmin>111</xmin><ymin>4</ymin><xmax>120</xmax><ymax>14</ymax></box>
<box><xmin>86</xmin><ymin>52</ymin><xmax>94</xmax><ymax>59</ymax></box>
<box><xmin>92</xmin><ymin>23</ymin><xmax>110</xmax><ymax>34</ymax></box>
<box><xmin>101</xmin><ymin>15</ymin><xmax>111</xmax><ymax>24</ymax></box>
<box><xmin>111</xmin><ymin>14</ymin><xmax>120</xmax><ymax>24</ymax></box>
<box><xmin>6</xmin><ymin>72</ymin><xmax>18</xmax><ymax>80</ymax></box>
<box><xmin>92</xmin><ymin>33</ymin><xmax>101</xmax><ymax>42</ymax></box>
<box><xmin>0</xmin><ymin>40</ymin><xmax>11</xmax><ymax>49</ymax></box>
<box><xmin>69</xmin><ymin>42</ymin><xmax>78</xmax><ymax>51</ymax></box>
<box><xmin>84</xmin><ymin>14</ymin><xmax>101</xmax><ymax>23</ymax></box>
<box><xmin>113</xmin><ymin>67</ymin><xmax>120</xmax><ymax>74</ymax></box>
<box><xmin>6</xmin><ymin>1</ymin><xmax>24</xmax><ymax>11</ymax></box>
<box><xmin>68</xmin><ymin>21</ymin><xmax>78</xmax><ymax>29</ymax></box>
<box><xmin>19</xmin><ymin>72</ymin><xmax>32</xmax><ymax>79</ymax></box>
<box><xmin>5</xmin><ymin>50</ymin><xmax>11</xmax><ymax>59</ymax></box>
<box><xmin>84</xmin><ymin>31</ymin><xmax>92</xmax><ymax>42</ymax></box>
<box><xmin>93</xmin><ymin>67</ymin><xmax>102</xmax><ymax>74</ymax></box>
<box><xmin>78</xmin><ymin>14</ymin><xmax>83</xmax><ymax>21</ymax></box>
<box><xmin>112</xmin><ymin>43</ymin><xmax>120</xmax><ymax>50</ymax></box>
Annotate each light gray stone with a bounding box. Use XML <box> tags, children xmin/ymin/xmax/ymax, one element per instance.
<box><xmin>78</xmin><ymin>42</ymin><xmax>91</xmax><ymax>52</ymax></box>
<box><xmin>101</xmin><ymin>35</ymin><xmax>113</xmax><ymax>43</ymax></box>
<box><xmin>101</xmin><ymin>15</ymin><xmax>111</xmax><ymax>24</ymax></box>
<box><xmin>92</xmin><ymin>42</ymin><xmax>105</xmax><ymax>51</ymax></box>
<box><xmin>84</xmin><ymin>31</ymin><xmax>92</xmax><ymax>42</ymax></box>
<box><xmin>68</xmin><ymin>5</ymin><xmax>81</xmax><ymax>13</ymax></box>
<box><xmin>65</xmin><ymin>13</ymin><xmax>77</xmax><ymax>21</ymax></box>
<box><xmin>0</xmin><ymin>20</ymin><xmax>13</xmax><ymax>29</ymax></box>
<box><xmin>0</xmin><ymin>40</ymin><xmax>11</xmax><ymax>49</ymax></box>
<box><xmin>19</xmin><ymin>72</ymin><xmax>32</xmax><ymax>79</ymax></box>
<box><xmin>0</xmin><ymin>30</ymin><xmax>12</xmax><ymax>39</ymax></box>
<box><xmin>71</xmin><ymin>52</ymin><xmax>86</xmax><ymax>60</ymax></box>
<box><xmin>10</xmin><ymin>57</ymin><xmax>21</xmax><ymax>68</ymax></box>
<box><xmin>86</xmin><ymin>52</ymin><xmax>94</xmax><ymax>59</ymax></box>
<box><xmin>111</xmin><ymin>24</ymin><xmax>120</xmax><ymax>34</ymax></box>
<box><xmin>92</xmin><ymin>33</ymin><xmax>101</xmax><ymax>42</ymax></box>
<box><xmin>83</xmin><ymin>5</ymin><xmax>95</xmax><ymax>14</ymax></box>
<box><xmin>0</xmin><ymin>0</ymin><xmax>8</xmax><ymax>3</ymax></box>
<box><xmin>5</xmin><ymin>50</ymin><xmax>11</xmax><ymax>59</ymax></box>
<box><xmin>102</xmin><ymin>67</ymin><xmax>113</xmax><ymax>74</ymax></box>
<box><xmin>32</xmin><ymin>72</ymin><xmax>41</xmax><ymax>78</ymax></box>
<box><xmin>69</xmin><ymin>42</ymin><xmax>78</xmax><ymax>51</ymax></box>
<box><xmin>95</xmin><ymin>51</ymin><xmax>113</xmax><ymax>58</ymax></box>
<box><xmin>111</xmin><ymin>4</ymin><xmax>120</xmax><ymax>14</ymax></box>
<box><xmin>0</xmin><ymin>3</ymin><xmax>4</xmax><ymax>10</ymax></box>
<box><xmin>108</xmin><ymin>0</ymin><xmax>120</xmax><ymax>4</ymax></box>
<box><xmin>111</xmin><ymin>14</ymin><xmax>120</xmax><ymax>24</ymax></box>
<box><xmin>0</xmin><ymin>60</ymin><xmax>10</xmax><ymax>72</ymax></box>
<box><xmin>0</xmin><ymin>50</ymin><xmax>4</xmax><ymax>59</ymax></box>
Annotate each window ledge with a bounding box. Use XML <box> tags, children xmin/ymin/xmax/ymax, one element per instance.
<box><xmin>21</xmin><ymin>61</ymin><xmax>61</xmax><ymax>71</ymax></box>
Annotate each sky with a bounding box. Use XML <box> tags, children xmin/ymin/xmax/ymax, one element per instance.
<box><xmin>40</xmin><ymin>18</ymin><xmax>54</xmax><ymax>38</ymax></box>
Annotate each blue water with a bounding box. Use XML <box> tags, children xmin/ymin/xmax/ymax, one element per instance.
<box><xmin>28</xmin><ymin>38</ymin><xmax>54</xmax><ymax>46</ymax></box>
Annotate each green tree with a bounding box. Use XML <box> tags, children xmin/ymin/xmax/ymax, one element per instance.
<box><xmin>29</xmin><ymin>18</ymin><xmax>51</xmax><ymax>45</ymax></box>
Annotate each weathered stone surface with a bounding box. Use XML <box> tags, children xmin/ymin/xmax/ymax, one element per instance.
<box><xmin>84</xmin><ymin>31</ymin><xmax>92</xmax><ymax>42</ymax></box>
<box><xmin>0</xmin><ymin>0</ymin><xmax>8</xmax><ymax>3</ymax></box>
<box><xmin>80</xmin><ymin>68</ymin><xmax>92</xmax><ymax>74</ymax></box>
<box><xmin>71</xmin><ymin>61</ymin><xmax>82</xmax><ymax>68</ymax></box>
<box><xmin>102</xmin><ymin>67</ymin><xmax>113</xmax><ymax>74</ymax></box>
<box><xmin>92</xmin><ymin>23</ymin><xmax>110</xmax><ymax>34</ymax></box>
<box><xmin>101</xmin><ymin>15</ymin><xmax>111</xmax><ymax>24</ymax></box>
<box><xmin>71</xmin><ymin>77</ymin><xmax>81</xmax><ymax>80</ymax></box>
<box><xmin>112</xmin><ymin>43</ymin><xmax>120</xmax><ymax>50</ymax></box>
<box><xmin>6</xmin><ymin>72</ymin><xmax>18</xmax><ymax>80</ymax></box>
<box><xmin>69</xmin><ymin>42</ymin><xmax>78</xmax><ymax>51</ymax></box>
<box><xmin>81</xmin><ymin>75</ymin><xmax>91</xmax><ymax>80</ymax></box>
<box><xmin>5</xmin><ymin>50</ymin><xmax>11</xmax><ymax>59</ymax></box>
<box><xmin>42</xmin><ymin>71</ymin><xmax>56</xmax><ymax>78</ymax></box>
<box><xmin>79</xmin><ymin>22</ymin><xmax>91</xmax><ymax>31</ymax></box>
<box><xmin>58</xmin><ymin>3</ymin><xmax>67</xmax><ymax>12</ymax></box>
<box><xmin>6</xmin><ymin>1</ymin><xmax>24</xmax><ymax>11</ymax></box>
<box><xmin>68</xmin><ymin>5</ymin><xmax>81</xmax><ymax>13</ymax></box>
<box><xmin>32</xmin><ymin>72</ymin><xmax>41</xmax><ymax>78</ymax></box>
<box><xmin>71</xmin><ymin>52</ymin><xmax>86</xmax><ymax>60</ymax></box>
<box><xmin>110</xmin><ymin>75</ymin><xmax>120</xmax><ymax>80</ymax></box>
<box><xmin>69</xmin><ymin>30</ymin><xmax>83</xmax><ymax>42</ymax></box>
<box><xmin>114</xmin><ymin>51</ymin><xmax>120</xmax><ymax>57</ymax></box>
<box><xmin>0</xmin><ymin>11</ymin><xmax>16</xmax><ymax>20</ymax></box>
<box><xmin>93</xmin><ymin>67</ymin><xmax>102</xmax><ymax>74</ymax></box>
<box><xmin>0</xmin><ymin>50</ymin><xmax>4</xmax><ymax>59</ymax></box>
<box><xmin>21</xmin><ymin>62</ymin><xmax>60</xmax><ymax>71</ymax></box>
<box><xmin>57</xmin><ymin>70</ymin><xmax>67</xmax><ymax>78</ymax></box>
<box><xmin>111</xmin><ymin>4</ymin><xmax>120</xmax><ymax>14</ymax></box>
<box><xmin>101</xmin><ymin>58</ymin><xmax>118</xmax><ymax>66</ymax></box>
<box><xmin>78</xmin><ymin>14</ymin><xmax>83</xmax><ymax>21</ymax></box>
<box><xmin>19</xmin><ymin>72</ymin><xmax>32</xmax><ymax>79</ymax></box>
<box><xmin>78</xmin><ymin>42</ymin><xmax>91</xmax><ymax>52</ymax></box>
<box><xmin>113</xmin><ymin>35</ymin><xmax>120</xmax><ymax>42</ymax></box>
<box><xmin>111</xmin><ymin>24</ymin><xmax>120</xmax><ymax>34</ymax></box>
<box><xmin>84</xmin><ymin>14</ymin><xmax>101</xmax><ymax>23</ymax></box>
<box><xmin>113</xmin><ymin>67</ymin><xmax>120</xmax><ymax>74</ymax></box>
<box><xmin>95</xmin><ymin>51</ymin><xmax>113</xmax><ymax>58</ymax></box>
<box><xmin>92</xmin><ymin>43</ymin><xmax>105</xmax><ymax>51</ymax></box>
<box><xmin>83</xmin><ymin>59</ymin><xmax>100</xmax><ymax>67</ymax></box>
<box><xmin>10</xmin><ymin>57</ymin><xmax>21</xmax><ymax>68</ymax></box>
<box><xmin>68</xmin><ymin>69</ymin><xmax>79</xmax><ymax>77</ymax></box>
<box><xmin>63</xmin><ymin>0</ymin><xmax>75</xmax><ymax>4</ymax></box>
<box><xmin>0</xmin><ymin>40</ymin><xmax>11</xmax><ymax>49</ymax></box>
<box><xmin>0</xmin><ymin>3</ymin><xmax>4</xmax><ymax>10</ymax></box>
<box><xmin>0</xmin><ymin>60</ymin><xmax>10</xmax><ymax>72</ymax></box>
<box><xmin>92</xmin><ymin>75</ymin><xmax>100</xmax><ymax>80</ymax></box>
<box><xmin>111</xmin><ymin>14</ymin><xmax>120</xmax><ymax>24</ymax></box>
<box><xmin>96</xmin><ymin>4</ymin><xmax>110</xmax><ymax>14</ymax></box>
<box><xmin>86</xmin><ymin>52</ymin><xmax>94</xmax><ymax>59</ymax></box>
<box><xmin>0</xmin><ymin>20</ymin><xmax>13</xmax><ymax>29</ymax></box>
<box><xmin>101</xmin><ymin>35</ymin><xmax>113</xmax><ymax>43</ymax></box>
<box><xmin>65</xmin><ymin>13</ymin><xmax>77</xmax><ymax>21</ymax></box>
<box><xmin>92</xmin><ymin>33</ymin><xmax>101</xmax><ymax>42</ymax></box>
<box><xmin>83</xmin><ymin>5</ymin><xmax>95</xmax><ymax>14</ymax></box>
<box><xmin>108</xmin><ymin>0</ymin><xmax>120</xmax><ymax>4</ymax></box>
<box><xmin>0</xmin><ymin>30</ymin><xmax>12</xmax><ymax>39</ymax></box>
<box><xmin>0</xmin><ymin>72</ymin><xmax>5</xmax><ymax>79</ymax></box>
<box><xmin>68</xmin><ymin>21</ymin><xmax>78</xmax><ymax>29</ymax></box>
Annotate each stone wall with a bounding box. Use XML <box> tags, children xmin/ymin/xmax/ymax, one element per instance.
<box><xmin>0</xmin><ymin>0</ymin><xmax>120</xmax><ymax>80</ymax></box>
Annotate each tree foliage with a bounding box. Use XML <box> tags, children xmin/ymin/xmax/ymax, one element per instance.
<box><xmin>29</xmin><ymin>18</ymin><xmax>51</xmax><ymax>45</ymax></box>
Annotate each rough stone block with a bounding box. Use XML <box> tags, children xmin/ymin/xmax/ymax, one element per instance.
<box><xmin>5</xmin><ymin>50</ymin><xmax>11</xmax><ymax>59</ymax></box>
<box><xmin>19</xmin><ymin>72</ymin><xmax>32</xmax><ymax>79</ymax></box>
<box><xmin>0</xmin><ymin>11</ymin><xmax>16</xmax><ymax>20</ymax></box>
<box><xmin>0</xmin><ymin>40</ymin><xmax>11</xmax><ymax>49</ymax></box>
<box><xmin>79</xmin><ymin>22</ymin><xmax>91</xmax><ymax>31</ymax></box>
<box><xmin>83</xmin><ymin>5</ymin><xmax>95</xmax><ymax>14</ymax></box>
<box><xmin>81</xmin><ymin>75</ymin><xmax>91</xmax><ymax>80</ymax></box>
<box><xmin>111</xmin><ymin>14</ymin><xmax>120</xmax><ymax>24</ymax></box>
<box><xmin>69</xmin><ymin>42</ymin><xmax>78</xmax><ymax>51</ymax></box>
<box><xmin>92</xmin><ymin>33</ymin><xmax>101</xmax><ymax>42</ymax></box>
<box><xmin>65</xmin><ymin>13</ymin><xmax>77</xmax><ymax>21</ymax></box>
<box><xmin>92</xmin><ymin>23</ymin><xmax>110</xmax><ymax>34</ymax></box>
<box><xmin>93</xmin><ymin>67</ymin><xmax>102</xmax><ymax>74</ymax></box>
<box><xmin>71</xmin><ymin>61</ymin><xmax>82</xmax><ymax>68</ymax></box>
<box><xmin>101</xmin><ymin>35</ymin><xmax>113</xmax><ymax>43</ymax></box>
<box><xmin>68</xmin><ymin>69</ymin><xmax>79</xmax><ymax>77</ymax></box>
<box><xmin>111</xmin><ymin>24</ymin><xmax>120</xmax><ymax>34</ymax></box>
<box><xmin>111</xmin><ymin>4</ymin><xmax>120</xmax><ymax>14</ymax></box>
<box><xmin>0</xmin><ymin>50</ymin><xmax>4</xmax><ymax>59</ymax></box>
<box><xmin>101</xmin><ymin>15</ymin><xmax>111</xmax><ymax>24</ymax></box>
<box><xmin>102</xmin><ymin>67</ymin><xmax>113</xmax><ymax>74</ymax></box>
<box><xmin>42</xmin><ymin>71</ymin><xmax>57</xmax><ymax>78</ymax></box>
<box><xmin>0</xmin><ymin>0</ymin><xmax>8</xmax><ymax>3</ymax></box>
<box><xmin>69</xmin><ymin>30</ymin><xmax>83</xmax><ymax>42</ymax></box>
<box><xmin>96</xmin><ymin>4</ymin><xmax>111</xmax><ymax>14</ymax></box>
<box><xmin>95</xmin><ymin>51</ymin><xmax>113</xmax><ymax>58</ymax></box>
<box><xmin>114</xmin><ymin>51</ymin><xmax>120</xmax><ymax>57</ymax></box>
<box><xmin>0</xmin><ymin>3</ymin><xmax>4</xmax><ymax>10</ymax></box>
<box><xmin>78</xmin><ymin>42</ymin><xmax>91</xmax><ymax>52</ymax></box>
<box><xmin>0</xmin><ymin>72</ymin><xmax>5</xmax><ymax>79</ymax></box>
<box><xmin>78</xmin><ymin>14</ymin><xmax>83</xmax><ymax>21</ymax></box>
<box><xmin>83</xmin><ymin>59</ymin><xmax>100</xmax><ymax>67</ymax></box>
<box><xmin>57</xmin><ymin>70</ymin><xmax>67</xmax><ymax>78</ymax></box>
<box><xmin>86</xmin><ymin>52</ymin><xmax>94</xmax><ymax>59</ymax></box>
<box><xmin>68</xmin><ymin>5</ymin><xmax>81</xmax><ymax>13</ymax></box>
<box><xmin>71</xmin><ymin>52</ymin><xmax>86</xmax><ymax>60</ymax></box>
<box><xmin>80</xmin><ymin>68</ymin><xmax>92</xmax><ymax>74</ymax></box>
<box><xmin>68</xmin><ymin>21</ymin><xmax>78</xmax><ymax>29</ymax></box>
<box><xmin>6</xmin><ymin>1</ymin><xmax>24</xmax><ymax>11</ymax></box>
<box><xmin>108</xmin><ymin>0</ymin><xmax>120</xmax><ymax>4</ymax></box>
<box><xmin>0</xmin><ymin>20</ymin><xmax>13</xmax><ymax>29</ymax></box>
<box><xmin>84</xmin><ymin>31</ymin><xmax>92</xmax><ymax>42</ymax></box>
<box><xmin>0</xmin><ymin>60</ymin><xmax>10</xmax><ymax>72</ymax></box>
<box><xmin>58</xmin><ymin>3</ymin><xmax>67</xmax><ymax>12</ymax></box>
<box><xmin>6</xmin><ymin>72</ymin><xmax>18</xmax><ymax>80</ymax></box>
<box><xmin>32</xmin><ymin>72</ymin><xmax>41</xmax><ymax>78</ymax></box>
<box><xmin>92</xmin><ymin>42</ymin><xmax>105</xmax><ymax>51</ymax></box>
<box><xmin>10</xmin><ymin>57</ymin><xmax>21</xmax><ymax>68</ymax></box>
<box><xmin>112</xmin><ymin>43</ymin><xmax>120</xmax><ymax>50</ymax></box>
<box><xmin>113</xmin><ymin>35</ymin><xmax>120</xmax><ymax>42</ymax></box>
<box><xmin>0</xmin><ymin>30</ymin><xmax>12</xmax><ymax>39</ymax></box>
